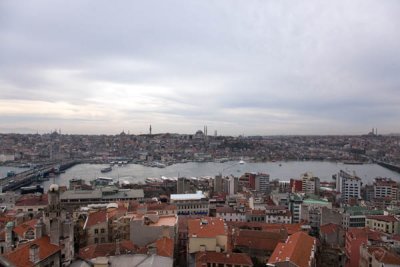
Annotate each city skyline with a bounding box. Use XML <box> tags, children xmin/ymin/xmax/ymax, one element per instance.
<box><xmin>1</xmin><ymin>1</ymin><xmax>400</xmax><ymax>135</ymax></box>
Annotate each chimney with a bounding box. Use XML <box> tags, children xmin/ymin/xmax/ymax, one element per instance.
<box><xmin>29</xmin><ymin>244</ymin><xmax>40</xmax><ymax>263</ymax></box>
<box><xmin>35</xmin><ymin>219</ymin><xmax>44</xmax><ymax>239</ymax></box>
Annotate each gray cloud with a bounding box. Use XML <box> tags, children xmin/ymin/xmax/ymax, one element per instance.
<box><xmin>1</xmin><ymin>0</ymin><xmax>400</xmax><ymax>135</ymax></box>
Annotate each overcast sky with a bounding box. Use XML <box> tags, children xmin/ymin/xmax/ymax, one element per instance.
<box><xmin>1</xmin><ymin>1</ymin><xmax>400</xmax><ymax>135</ymax></box>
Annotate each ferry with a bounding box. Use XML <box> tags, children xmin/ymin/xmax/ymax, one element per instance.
<box><xmin>101</xmin><ymin>166</ymin><xmax>112</xmax><ymax>173</ymax></box>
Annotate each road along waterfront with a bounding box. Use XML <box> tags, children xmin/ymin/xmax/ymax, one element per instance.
<box><xmin>35</xmin><ymin>161</ymin><xmax>400</xmax><ymax>191</ymax></box>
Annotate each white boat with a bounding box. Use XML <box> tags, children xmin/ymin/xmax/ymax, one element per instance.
<box><xmin>239</xmin><ymin>158</ymin><xmax>245</xmax><ymax>164</ymax></box>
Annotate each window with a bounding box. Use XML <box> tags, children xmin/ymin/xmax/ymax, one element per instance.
<box><xmin>101</xmin><ymin>228</ymin><xmax>105</xmax><ymax>234</ymax></box>
<box><xmin>94</xmin><ymin>228</ymin><xmax>98</xmax><ymax>234</ymax></box>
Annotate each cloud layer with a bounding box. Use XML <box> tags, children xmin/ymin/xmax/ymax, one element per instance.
<box><xmin>1</xmin><ymin>0</ymin><xmax>400</xmax><ymax>135</ymax></box>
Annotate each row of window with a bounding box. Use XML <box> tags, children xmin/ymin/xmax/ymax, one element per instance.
<box><xmin>94</xmin><ymin>228</ymin><xmax>106</xmax><ymax>234</ymax></box>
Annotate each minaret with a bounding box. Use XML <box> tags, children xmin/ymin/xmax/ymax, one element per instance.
<box><xmin>149</xmin><ymin>125</ymin><xmax>152</xmax><ymax>135</ymax></box>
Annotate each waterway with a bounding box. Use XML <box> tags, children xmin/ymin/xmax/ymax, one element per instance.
<box><xmin>35</xmin><ymin>161</ymin><xmax>400</xmax><ymax>190</ymax></box>
<box><xmin>2</xmin><ymin>161</ymin><xmax>400</xmax><ymax>191</ymax></box>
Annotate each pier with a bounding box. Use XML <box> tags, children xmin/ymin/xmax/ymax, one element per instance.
<box><xmin>0</xmin><ymin>160</ymin><xmax>79</xmax><ymax>192</ymax></box>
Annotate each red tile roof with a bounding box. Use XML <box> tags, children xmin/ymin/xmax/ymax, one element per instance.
<box><xmin>3</xmin><ymin>236</ymin><xmax>60</xmax><ymax>267</ymax></box>
<box><xmin>366</xmin><ymin>215</ymin><xmax>398</xmax><ymax>223</ymax></box>
<box><xmin>155</xmin><ymin>237</ymin><xmax>174</xmax><ymax>258</ymax></box>
<box><xmin>13</xmin><ymin>219</ymin><xmax>38</xmax><ymax>238</ymax></box>
<box><xmin>368</xmin><ymin>247</ymin><xmax>400</xmax><ymax>265</ymax></box>
<box><xmin>79</xmin><ymin>240</ymin><xmax>137</xmax><ymax>260</ymax></box>
<box><xmin>320</xmin><ymin>223</ymin><xmax>340</xmax><ymax>235</ymax></box>
<box><xmin>196</xmin><ymin>251</ymin><xmax>253</xmax><ymax>267</ymax></box>
<box><xmin>188</xmin><ymin>217</ymin><xmax>226</xmax><ymax>238</ymax></box>
<box><xmin>15</xmin><ymin>194</ymin><xmax>48</xmax><ymax>206</ymax></box>
<box><xmin>235</xmin><ymin>229</ymin><xmax>285</xmax><ymax>251</ymax></box>
<box><xmin>84</xmin><ymin>210</ymin><xmax>107</xmax><ymax>229</ymax></box>
<box><xmin>268</xmin><ymin>231</ymin><xmax>316</xmax><ymax>267</ymax></box>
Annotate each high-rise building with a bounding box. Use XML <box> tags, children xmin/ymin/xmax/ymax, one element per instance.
<box><xmin>301</xmin><ymin>172</ymin><xmax>320</xmax><ymax>195</ymax></box>
<box><xmin>373</xmin><ymin>177</ymin><xmax>398</xmax><ymax>201</ymax></box>
<box><xmin>336</xmin><ymin>170</ymin><xmax>361</xmax><ymax>203</ymax></box>
<box><xmin>255</xmin><ymin>173</ymin><xmax>270</xmax><ymax>194</ymax></box>
<box><xmin>177</xmin><ymin>177</ymin><xmax>191</xmax><ymax>194</ymax></box>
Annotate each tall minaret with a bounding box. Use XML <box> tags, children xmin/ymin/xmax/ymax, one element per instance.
<box><xmin>149</xmin><ymin>125</ymin><xmax>152</xmax><ymax>135</ymax></box>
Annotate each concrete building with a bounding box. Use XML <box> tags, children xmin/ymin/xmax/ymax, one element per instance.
<box><xmin>60</xmin><ymin>188</ymin><xmax>144</xmax><ymax>206</ymax></box>
<box><xmin>170</xmin><ymin>191</ymin><xmax>209</xmax><ymax>216</ymax></box>
<box><xmin>177</xmin><ymin>177</ymin><xmax>191</xmax><ymax>194</ymax></box>
<box><xmin>255</xmin><ymin>173</ymin><xmax>270</xmax><ymax>194</ymax></box>
<box><xmin>83</xmin><ymin>210</ymin><xmax>109</xmax><ymax>245</ymax></box>
<box><xmin>301</xmin><ymin>172</ymin><xmax>320</xmax><ymax>195</ymax></box>
<box><xmin>265</xmin><ymin>206</ymin><xmax>291</xmax><ymax>224</ymax></box>
<box><xmin>289</xmin><ymin>193</ymin><xmax>303</xmax><ymax>223</ymax></box>
<box><xmin>342</xmin><ymin>206</ymin><xmax>384</xmax><ymax>229</ymax></box>
<box><xmin>373</xmin><ymin>177</ymin><xmax>398</xmax><ymax>201</ymax></box>
<box><xmin>365</xmin><ymin>215</ymin><xmax>400</xmax><ymax>235</ymax></box>
<box><xmin>336</xmin><ymin>170</ymin><xmax>361</xmax><ymax>203</ymax></box>
<box><xmin>215</xmin><ymin>206</ymin><xmax>245</xmax><ymax>222</ymax></box>
<box><xmin>187</xmin><ymin>217</ymin><xmax>227</xmax><ymax>254</ymax></box>
<box><xmin>130</xmin><ymin>213</ymin><xmax>178</xmax><ymax>247</ymax></box>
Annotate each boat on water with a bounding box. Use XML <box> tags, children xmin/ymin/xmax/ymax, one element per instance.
<box><xmin>101</xmin><ymin>166</ymin><xmax>112</xmax><ymax>173</ymax></box>
<box><xmin>239</xmin><ymin>159</ymin><xmax>245</xmax><ymax>164</ymax></box>
<box><xmin>343</xmin><ymin>161</ymin><xmax>364</xmax><ymax>165</ymax></box>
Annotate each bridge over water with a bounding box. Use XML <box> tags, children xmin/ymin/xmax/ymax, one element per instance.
<box><xmin>0</xmin><ymin>161</ymin><xmax>79</xmax><ymax>192</ymax></box>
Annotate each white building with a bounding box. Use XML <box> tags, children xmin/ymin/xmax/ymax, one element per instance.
<box><xmin>170</xmin><ymin>191</ymin><xmax>209</xmax><ymax>216</ymax></box>
<box><xmin>216</xmin><ymin>206</ymin><xmax>245</xmax><ymax>222</ymax></box>
<box><xmin>336</xmin><ymin>170</ymin><xmax>361</xmax><ymax>202</ymax></box>
<box><xmin>265</xmin><ymin>206</ymin><xmax>291</xmax><ymax>224</ymax></box>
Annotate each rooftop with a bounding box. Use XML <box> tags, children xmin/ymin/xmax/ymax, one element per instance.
<box><xmin>366</xmin><ymin>215</ymin><xmax>399</xmax><ymax>223</ymax></box>
<box><xmin>3</xmin><ymin>236</ymin><xmax>60</xmax><ymax>267</ymax></box>
<box><xmin>368</xmin><ymin>246</ymin><xmax>400</xmax><ymax>265</ymax></box>
<box><xmin>84</xmin><ymin>210</ymin><xmax>107</xmax><ymax>229</ymax></box>
<box><xmin>148</xmin><ymin>215</ymin><xmax>177</xmax><ymax>227</ymax></box>
<box><xmin>196</xmin><ymin>252</ymin><xmax>253</xmax><ymax>267</ymax></box>
<box><xmin>268</xmin><ymin>231</ymin><xmax>316</xmax><ymax>267</ymax></box>
<box><xmin>170</xmin><ymin>191</ymin><xmax>206</xmax><ymax>201</ymax></box>
<box><xmin>188</xmin><ymin>217</ymin><xmax>226</xmax><ymax>238</ymax></box>
<box><xmin>155</xmin><ymin>237</ymin><xmax>174</xmax><ymax>258</ymax></box>
<box><xmin>79</xmin><ymin>240</ymin><xmax>138</xmax><ymax>260</ymax></box>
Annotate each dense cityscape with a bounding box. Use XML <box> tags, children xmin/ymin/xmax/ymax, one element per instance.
<box><xmin>0</xmin><ymin>131</ymin><xmax>400</xmax><ymax>266</ymax></box>
<box><xmin>2</xmin><ymin>1</ymin><xmax>400</xmax><ymax>266</ymax></box>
